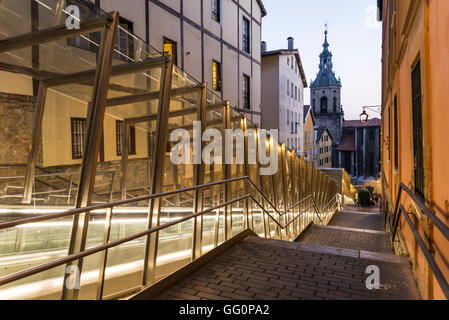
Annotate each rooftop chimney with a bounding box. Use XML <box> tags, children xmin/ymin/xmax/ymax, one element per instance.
<box><xmin>261</xmin><ymin>41</ymin><xmax>267</xmax><ymax>53</ymax></box>
<box><xmin>287</xmin><ymin>37</ymin><xmax>294</xmax><ymax>50</ymax></box>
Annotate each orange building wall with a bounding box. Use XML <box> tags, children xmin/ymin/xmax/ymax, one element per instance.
<box><xmin>381</xmin><ymin>0</ymin><xmax>449</xmax><ymax>300</ymax></box>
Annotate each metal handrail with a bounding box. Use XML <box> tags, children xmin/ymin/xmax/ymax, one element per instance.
<box><xmin>390</xmin><ymin>183</ymin><xmax>449</xmax><ymax>242</ymax></box>
<box><xmin>390</xmin><ymin>182</ymin><xmax>449</xmax><ymax>299</ymax></box>
<box><xmin>396</xmin><ymin>205</ymin><xmax>449</xmax><ymax>299</ymax></box>
<box><xmin>0</xmin><ymin>176</ymin><xmax>337</xmax><ymax>230</ymax></box>
<box><xmin>0</xmin><ymin>192</ymin><xmax>338</xmax><ymax>288</ymax></box>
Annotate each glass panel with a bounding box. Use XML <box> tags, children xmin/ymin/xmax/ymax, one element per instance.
<box><xmin>155</xmin><ymin>218</ymin><xmax>193</xmax><ymax>281</ymax></box>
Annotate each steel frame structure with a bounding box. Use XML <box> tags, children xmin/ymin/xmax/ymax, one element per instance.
<box><xmin>0</xmin><ymin>0</ymin><xmax>350</xmax><ymax>300</ymax></box>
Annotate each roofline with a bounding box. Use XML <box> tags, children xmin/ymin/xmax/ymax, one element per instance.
<box><xmin>256</xmin><ymin>0</ymin><xmax>267</xmax><ymax>17</ymax></box>
<box><xmin>262</xmin><ymin>49</ymin><xmax>308</xmax><ymax>88</ymax></box>
<box><xmin>304</xmin><ymin>105</ymin><xmax>315</xmax><ymax>124</ymax></box>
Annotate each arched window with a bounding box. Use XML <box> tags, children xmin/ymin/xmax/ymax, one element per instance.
<box><xmin>320</xmin><ymin>97</ymin><xmax>328</xmax><ymax>113</ymax></box>
<box><xmin>333</xmin><ymin>97</ymin><xmax>337</xmax><ymax>113</ymax></box>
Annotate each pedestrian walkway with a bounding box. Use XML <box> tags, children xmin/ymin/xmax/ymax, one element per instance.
<box><xmin>134</xmin><ymin>206</ymin><xmax>420</xmax><ymax>300</ymax></box>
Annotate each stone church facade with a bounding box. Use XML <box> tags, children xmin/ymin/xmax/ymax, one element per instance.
<box><xmin>310</xmin><ymin>29</ymin><xmax>343</xmax><ymax>167</ymax></box>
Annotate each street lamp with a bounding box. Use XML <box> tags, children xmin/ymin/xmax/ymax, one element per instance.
<box><xmin>360</xmin><ymin>110</ymin><xmax>369</xmax><ymax>123</ymax></box>
<box><xmin>359</xmin><ymin>105</ymin><xmax>381</xmax><ymax>123</ymax></box>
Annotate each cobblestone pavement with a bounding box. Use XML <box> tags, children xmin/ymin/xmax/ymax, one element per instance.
<box><xmin>154</xmin><ymin>237</ymin><xmax>419</xmax><ymax>300</ymax></box>
<box><xmin>152</xmin><ymin>206</ymin><xmax>420</xmax><ymax>300</ymax></box>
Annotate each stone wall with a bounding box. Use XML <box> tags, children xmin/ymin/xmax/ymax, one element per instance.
<box><xmin>0</xmin><ymin>93</ymin><xmax>35</xmax><ymax>166</ymax></box>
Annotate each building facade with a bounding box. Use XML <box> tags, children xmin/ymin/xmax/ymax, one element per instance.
<box><xmin>96</xmin><ymin>0</ymin><xmax>266</xmax><ymax>125</ymax></box>
<box><xmin>261</xmin><ymin>38</ymin><xmax>308</xmax><ymax>155</ymax></box>
<box><xmin>314</xmin><ymin>126</ymin><xmax>332</xmax><ymax>168</ymax></box>
<box><xmin>303</xmin><ymin>105</ymin><xmax>315</xmax><ymax>162</ymax></box>
<box><xmin>379</xmin><ymin>0</ymin><xmax>449</xmax><ymax>300</ymax></box>
<box><xmin>310</xmin><ymin>29</ymin><xmax>343</xmax><ymax>167</ymax></box>
<box><xmin>337</xmin><ymin>119</ymin><xmax>381</xmax><ymax>180</ymax></box>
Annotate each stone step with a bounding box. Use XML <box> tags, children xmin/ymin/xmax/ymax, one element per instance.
<box><xmin>150</xmin><ymin>236</ymin><xmax>420</xmax><ymax>300</ymax></box>
<box><xmin>296</xmin><ymin>223</ymin><xmax>392</xmax><ymax>254</ymax></box>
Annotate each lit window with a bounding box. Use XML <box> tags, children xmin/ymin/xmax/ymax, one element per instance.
<box><xmin>212</xmin><ymin>60</ymin><xmax>222</xmax><ymax>91</ymax></box>
<box><xmin>163</xmin><ymin>38</ymin><xmax>178</xmax><ymax>66</ymax></box>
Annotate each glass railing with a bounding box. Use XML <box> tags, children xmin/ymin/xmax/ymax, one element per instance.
<box><xmin>0</xmin><ymin>0</ymin><xmax>340</xmax><ymax>300</ymax></box>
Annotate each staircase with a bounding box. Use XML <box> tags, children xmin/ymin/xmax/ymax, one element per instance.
<box><xmin>135</xmin><ymin>205</ymin><xmax>420</xmax><ymax>300</ymax></box>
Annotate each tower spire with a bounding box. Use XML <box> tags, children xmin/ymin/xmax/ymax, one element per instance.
<box><xmin>323</xmin><ymin>23</ymin><xmax>329</xmax><ymax>48</ymax></box>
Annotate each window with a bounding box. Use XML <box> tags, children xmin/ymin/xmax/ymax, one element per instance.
<box><xmin>242</xmin><ymin>74</ymin><xmax>250</xmax><ymax>109</ymax></box>
<box><xmin>394</xmin><ymin>95</ymin><xmax>399</xmax><ymax>170</ymax></box>
<box><xmin>295</xmin><ymin>86</ymin><xmax>297</xmax><ymax>100</ymax></box>
<box><xmin>287</xmin><ymin>58</ymin><xmax>290</xmax><ymax>65</ymax></box>
<box><xmin>67</xmin><ymin>1</ymin><xmax>101</xmax><ymax>53</ymax></box>
<box><xmin>333</xmin><ymin>97</ymin><xmax>337</xmax><ymax>113</ymax></box>
<box><xmin>116</xmin><ymin>121</ymin><xmax>136</xmax><ymax>156</ymax></box>
<box><xmin>295</xmin><ymin>63</ymin><xmax>298</xmax><ymax>74</ymax></box>
<box><xmin>163</xmin><ymin>38</ymin><xmax>178</xmax><ymax>66</ymax></box>
<box><xmin>287</xmin><ymin>80</ymin><xmax>289</xmax><ymax>95</ymax></box>
<box><xmin>212</xmin><ymin>0</ymin><xmax>220</xmax><ymax>22</ymax></box>
<box><xmin>287</xmin><ymin>110</ymin><xmax>289</xmax><ymax>124</ymax></box>
<box><xmin>212</xmin><ymin>60</ymin><xmax>222</xmax><ymax>91</ymax></box>
<box><xmin>71</xmin><ymin>118</ymin><xmax>86</xmax><ymax>159</ymax></box>
<box><xmin>242</xmin><ymin>17</ymin><xmax>250</xmax><ymax>53</ymax></box>
<box><xmin>320</xmin><ymin>97</ymin><xmax>328</xmax><ymax>113</ymax></box>
<box><xmin>114</xmin><ymin>17</ymin><xmax>135</xmax><ymax>62</ymax></box>
<box><xmin>291</xmin><ymin>83</ymin><xmax>294</xmax><ymax>98</ymax></box>
<box><xmin>412</xmin><ymin>60</ymin><xmax>424</xmax><ymax>200</ymax></box>
<box><xmin>295</xmin><ymin>113</ymin><xmax>298</xmax><ymax>134</ymax></box>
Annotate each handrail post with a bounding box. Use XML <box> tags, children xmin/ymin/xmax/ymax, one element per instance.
<box><xmin>222</xmin><ymin>102</ymin><xmax>232</xmax><ymax>240</ymax></box>
<box><xmin>391</xmin><ymin>184</ymin><xmax>403</xmax><ymax>242</ymax></box>
<box><xmin>255</xmin><ymin>129</ymin><xmax>269</xmax><ymax>239</ymax></box>
<box><xmin>289</xmin><ymin>151</ymin><xmax>298</xmax><ymax>237</ymax></box>
<box><xmin>192</xmin><ymin>83</ymin><xmax>207</xmax><ymax>260</ymax></box>
<box><xmin>119</xmin><ymin>120</ymin><xmax>130</xmax><ymax>200</ymax></box>
<box><xmin>241</xmin><ymin>116</ymin><xmax>252</xmax><ymax>231</ymax></box>
<box><xmin>280</xmin><ymin>145</ymin><xmax>289</xmax><ymax>240</ymax></box>
<box><xmin>62</xmin><ymin>13</ymin><xmax>119</xmax><ymax>300</ymax></box>
<box><xmin>23</xmin><ymin>81</ymin><xmax>47</xmax><ymax>204</ymax></box>
<box><xmin>141</xmin><ymin>54</ymin><xmax>174</xmax><ymax>287</ymax></box>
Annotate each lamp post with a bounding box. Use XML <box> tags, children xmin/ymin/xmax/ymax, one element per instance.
<box><xmin>359</xmin><ymin>105</ymin><xmax>381</xmax><ymax>123</ymax></box>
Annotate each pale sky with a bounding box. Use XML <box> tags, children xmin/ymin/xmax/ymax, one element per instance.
<box><xmin>261</xmin><ymin>0</ymin><xmax>382</xmax><ymax>120</ymax></box>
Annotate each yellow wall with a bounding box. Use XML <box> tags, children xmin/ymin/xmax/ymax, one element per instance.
<box><xmin>381</xmin><ymin>0</ymin><xmax>449</xmax><ymax>300</ymax></box>
<box><xmin>317</xmin><ymin>130</ymin><xmax>332</xmax><ymax>168</ymax></box>
<box><xmin>303</xmin><ymin>110</ymin><xmax>314</xmax><ymax>162</ymax></box>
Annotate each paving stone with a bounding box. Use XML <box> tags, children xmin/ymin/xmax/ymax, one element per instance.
<box><xmin>153</xmin><ymin>207</ymin><xmax>420</xmax><ymax>301</ymax></box>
